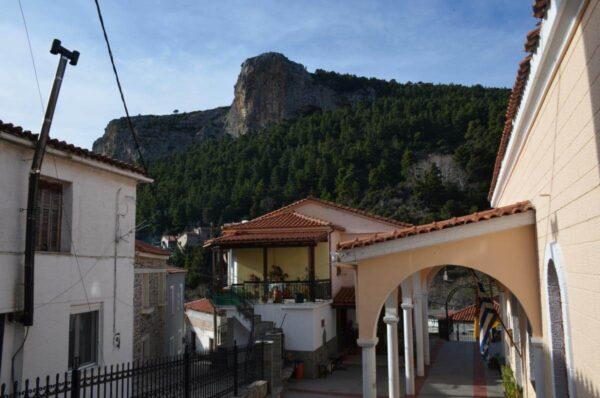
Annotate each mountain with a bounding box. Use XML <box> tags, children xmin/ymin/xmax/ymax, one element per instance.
<box><xmin>134</xmin><ymin>80</ymin><xmax>510</xmax><ymax>237</ymax></box>
<box><xmin>93</xmin><ymin>52</ymin><xmax>388</xmax><ymax>162</ymax></box>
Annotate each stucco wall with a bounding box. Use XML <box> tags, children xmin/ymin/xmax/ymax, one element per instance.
<box><xmin>253</xmin><ymin>302</ymin><xmax>336</xmax><ymax>352</ymax></box>
<box><xmin>165</xmin><ymin>272</ymin><xmax>186</xmax><ymax>355</ymax></box>
<box><xmin>0</xmin><ymin>138</ymin><xmax>140</xmax><ymax>383</ymax></box>
<box><xmin>494</xmin><ymin>1</ymin><xmax>600</xmax><ymax>394</ymax></box>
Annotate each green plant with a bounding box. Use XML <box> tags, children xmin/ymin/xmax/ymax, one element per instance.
<box><xmin>501</xmin><ymin>365</ymin><xmax>523</xmax><ymax>398</ymax></box>
<box><xmin>269</xmin><ymin>265</ymin><xmax>288</xmax><ymax>282</ymax></box>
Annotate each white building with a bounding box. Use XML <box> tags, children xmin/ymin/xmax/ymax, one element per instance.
<box><xmin>0</xmin><ymin>121</ymin><xmax>151</xmax><ymax>384</ymax></box>
<box><xmin>185</xmin><ymin>298</ymin><xmax>224</xmax><ymax>352</ymax></box>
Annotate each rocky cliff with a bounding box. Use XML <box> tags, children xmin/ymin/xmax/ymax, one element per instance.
<box><xmin>93</xmin><ymin>52</ymin><xmax>381</xmax><ymax>162</ymax></box>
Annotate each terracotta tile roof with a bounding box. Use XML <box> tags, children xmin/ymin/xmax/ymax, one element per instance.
<box><xmin>205</xmin><ymin>231</ymin><xmax>328</xmax><ymax>247</ymax></box>
<box><xmin>0</xmin><ymin>120</ymin><xmax>146</xmax><ymax>176</ymax></box>
<box><xmin>524</xmin><ymin>24</ymin><xmax>541</xmax><ymax>53</ymax></box>
<box><xmin>337</xmin><ymin>201</ymin><xmax>533</xmax><ymax>250</ymax></box>
<box><xmin>135</xmin><ymin>240</ymin><xmax>171</xmax><ymax>256</ymax></box>
<box><xmin>532</xmin><ymin>0</ymin><xmax>550</xmax><ymax>19</ymax></box>
<box><xmin>185</xmin><ymin>298</ymin><xmax>215</xmax><ymax>314</ymax></box>
<box><xmin>166</xmin><ymin>267</ymin><xmax>187</xmax><ymax>274</ymax></box>
<box><xmin>250</xmin><ymin>197</ymin><xmax>412</xmax><ymax>228</ymax></box>
<box><xmin>332</xmin><ymin>286</ymin><xmax>355</xmax><ymax>307</ymax></box>
<box><xmin>224</xmin><ymin>211</ymin><xmax>336</xmax><ymax>231</ymax></box>
<box><xmin>488</xmin><ymin>5</ymin><xmax>550</xmax><ymax>200</ymax></box>
<box><xmin>446</xmin><ymin>301</ymin><xmax>500</xmax><ymax>322</ymax></box>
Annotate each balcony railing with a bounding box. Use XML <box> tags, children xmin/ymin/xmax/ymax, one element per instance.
<box><xmin>229</xmin><ymin>279</ymin><xmax>331</xmax><ymax>303</ymax></box>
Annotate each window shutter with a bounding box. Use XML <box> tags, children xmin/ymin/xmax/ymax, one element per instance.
<box><xmin>36</xmin><ymin>182</ymin><xmax>62</xmax><ymax>252</ymax></box>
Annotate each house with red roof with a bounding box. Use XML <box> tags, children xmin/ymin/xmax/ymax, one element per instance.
<box><xmin>204</xmin><ymin>197</ymin><xmax>411</xmax><ymax>377</ymax></box>
<box><xmin>0</xmin><ymin>121</ymin><xmax>151</xmax><ymax>384</ymax></box>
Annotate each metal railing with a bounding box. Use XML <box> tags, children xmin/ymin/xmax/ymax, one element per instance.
<box><xmin>1</xmin><ymin>343</ymin><xmax>264</xmax><ymax>398</ymax></box>
<box><xmin>229</xmin><ymin>279</ymin><xmax>331</xmax><ymax>302</ymax></box>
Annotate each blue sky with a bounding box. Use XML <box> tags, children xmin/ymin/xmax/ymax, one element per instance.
<box><xmin>2</xmin><ymin>1</ymin><xmax>533</xmax><ymax>149</ymax></box>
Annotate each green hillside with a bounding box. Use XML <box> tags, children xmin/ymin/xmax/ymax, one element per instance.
<box><xmin>137</xmin><ymin>78</ymin><xmax>509</xmax><ymax>237</ymax></box>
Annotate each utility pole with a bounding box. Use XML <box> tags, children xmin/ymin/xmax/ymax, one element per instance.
<box><xmin>21</xmin><ymin>39</ymin><xmax>79</xmax><ymax>326</ymax></box>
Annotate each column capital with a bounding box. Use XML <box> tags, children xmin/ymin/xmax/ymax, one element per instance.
<box><xmin>530</xmin><ymin>337</ymin><xmax>545</xmax><ymax>347</ymax></box>
<box><xmin>383</xmin><ymin>315</ymin><xmax>399</xmax><ymax>324</ymax></box>
<box><xmin>357</xmin><ymin>337</ymin><xmax>379</xmax><ymax>348</ymax></box>
<box><xmin>401</xmin><ymin>302</ymin><xmax>414</xmax><ymax>310</ymax></box>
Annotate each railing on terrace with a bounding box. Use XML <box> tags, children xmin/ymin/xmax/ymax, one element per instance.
<box><xmin>1</xmin><ymin>343</ymin><xmax>264</xmax><ymax>398</ymax></box>
<box><xmin>228</xmin><ymin>279</ymin><xmax>332</xmax><ymax>303</ymax></box>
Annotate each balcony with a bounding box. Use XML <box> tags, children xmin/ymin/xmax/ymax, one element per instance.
<box><xmin>228</xmin><ymin>279</ymin><xmax>332</xmax><ymax>304</ymax></box>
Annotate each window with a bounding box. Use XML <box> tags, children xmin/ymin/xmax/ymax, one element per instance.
<box><xmin>36</xmin><ymin>181</ymin><xmax>62</xmax><ymax>252</ymax></box>
<box><xmin>158</xmin><ymin>274</ymin><xmax>166</xmax><ymax>306</ymax></box>
<box><xmin>68</xmin><ymin>311</ymin><xmax>98</xmax><ymax>369</ymax></box>
<box><xmin>142</xmin><ymin>273</ymin><xmax>150</xmax><ymax>309</ymax></box>
<box><xmin>169</xmin><ymin>336</ymin><xmax>174</xmax><ymax>356</ymax></box>
<box><xmin>170</xmin><ymin>285</ymin><xmax>175</xmax><ymax>315</ymax></box>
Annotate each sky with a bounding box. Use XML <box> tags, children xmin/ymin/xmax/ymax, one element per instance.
<box><xmin>1</xmin><ymin>0</ymin><xmax>534</xmax><ymax>149</ymax></box>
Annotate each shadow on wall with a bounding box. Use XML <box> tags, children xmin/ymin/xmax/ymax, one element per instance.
<box><xmin>573</xmin><ymin>369</ymin><xmax>600</xmax><ymax>398</ymax></box>
<box><xmin>584</xmin><ymin>2</ymin><xmax>600</xmax><ymax>177</ymax></box>
<box><xmin>579</xmin><ymin>2</ymin><xmax>600</xmax><ymax>397</ymax></box>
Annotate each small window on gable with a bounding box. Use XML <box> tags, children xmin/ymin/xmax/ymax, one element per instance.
<box><xmin>36</xmin><ymin>180</ymin><xmax>63</xmax><ymax>252</ymax></box>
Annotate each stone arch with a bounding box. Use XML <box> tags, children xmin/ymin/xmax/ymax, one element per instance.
<box><xmin>354</xmin><ymin>225</ymin><xmax>542</xmax><ymax>341</ymax></box>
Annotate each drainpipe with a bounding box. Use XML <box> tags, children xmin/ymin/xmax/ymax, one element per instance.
<box><xmin>21</xmin><ymin>39</ymin><xmax>79</xmax><ymax>326</ymax></box>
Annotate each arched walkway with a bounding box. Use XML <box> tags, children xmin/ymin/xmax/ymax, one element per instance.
<box><xmin>335</xmin><ymin>202</ymin><xmax>546</xmax><ymax>397</ymax></box>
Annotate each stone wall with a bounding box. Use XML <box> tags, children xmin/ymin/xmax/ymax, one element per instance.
<box><xmin>285</xmin><ymin>336</ymin><xmax>337</xmax><ymax>379</ymax></box>
<box><xmin>133</xmin><ymin>270</ymin><xmax>166</xmax><ymax>361</ymax></box>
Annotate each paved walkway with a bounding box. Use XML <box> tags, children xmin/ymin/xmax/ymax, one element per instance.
<box><xmin>284</xmin><ymin>339</ymin><xmax>503</xmax><ymax>397</ymax></box>
<box><xmin>416</xmin><ymin>340</ymin><xmax>503</xmax><ymax>397</ymax></box>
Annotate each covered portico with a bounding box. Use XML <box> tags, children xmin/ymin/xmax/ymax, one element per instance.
<box><xmin>335</xmin><ymin>201</ymin><xmax>545</xmax><ymax>397</ymax></box>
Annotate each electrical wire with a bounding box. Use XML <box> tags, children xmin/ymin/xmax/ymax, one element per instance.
<box><xmin>92</xmin><ymin>0</ymin><xmax>148</xmax><ymax>173</ymax></box>
<box><xmin>17</xmin><ymin>0</ymin><xmax>45</xmax><ymax>114</ymax></box>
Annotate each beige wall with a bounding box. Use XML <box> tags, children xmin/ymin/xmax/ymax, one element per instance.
<box><xmin>354</xmin><ymin>225</ymin><xmax>541</xmax><ymax>341</ymax></box>
<box><xmin>494</xmin><ymin>1</ymin><xmax>600</xmax><ymax>394</ymax></box>
<box><xmin>233</xmin><ymin>242</ymin><xmax>329</xmax><ymax>282</ymax></box>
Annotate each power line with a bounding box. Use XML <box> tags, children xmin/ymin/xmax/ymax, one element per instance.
<box><xmin>17</xmin><ymin>0</ymin><xmax>45</xmax><ymax>114</ymax></box>
<box><xmin>92</xmin><ymin>0</ymin><xmax>148</xmax><ymax>173</ymax></box>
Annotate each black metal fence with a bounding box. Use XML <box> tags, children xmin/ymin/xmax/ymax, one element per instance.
<box><xmin>230</xmin><ymin>279</ymin><xmax>331</xmax><ymax>302</ymax></box>
<box><xmin>1</xmin><ymin>343</ymin><xmax>263</xmax><ymax>398</ymax></box>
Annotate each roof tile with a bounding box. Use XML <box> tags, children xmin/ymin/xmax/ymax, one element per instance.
<box><xmin>0</xmin><ymin>120</ymin><xmax>146</xmax><ymax>176</ymax></box>
<box><xmin>337</xmin><ymin>201</ymin><xmax>533</xmax><ymax>250</ymax></box>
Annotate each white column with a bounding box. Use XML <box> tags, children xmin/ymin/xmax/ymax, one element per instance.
<box><xmin>531</xmin><ymin>338</ymin><xmax>547</xmax><ymax>397</ymax></box>
<box><xmin>413</xmin><ymin>276</ymin><xmax>425</xmax><ymax>377</ymax></box>
<box><xmin>358</xmin><ymin>338</ymin><xmax>379</xmax><ymax>398</ymax></box>
<box><xmin>422</xmin><ymin>292</ymin><xmax>431</xmax><ymax>366</ymax></box>
<box><xmin>384</xmin><ymin>289</ymin><xmax>401</xmax><ymax>398</ymax></box>
<box><xmin>401</xmin><ymin>279</ymin><xmax>415</xmax><ymax>396</ymax></box>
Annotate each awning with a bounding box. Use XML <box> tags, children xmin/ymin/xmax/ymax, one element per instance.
<box><xmin>204</xmin><ymin>230</ymin><xmax>328</xmax><ymax>248</ymax></box>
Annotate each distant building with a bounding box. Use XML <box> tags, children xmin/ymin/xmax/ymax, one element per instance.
<box><xmin>160</xmin><ymin>235</ymin><xmax>177</xmax><ymax>250</ymax></box>
<box><xmin>133</xmin><ymin>240</ymin><xmax>186</xmax><ymax>360</ymax></box>
<box><xmin>177</xmin><ymin>227</ymin><xmax>211</xmax><ymax>250</ymax></box>
<box><xmin>185</xmin><ymin>298</ymin><xmax>225</xmax><ymax>352</ymax></box>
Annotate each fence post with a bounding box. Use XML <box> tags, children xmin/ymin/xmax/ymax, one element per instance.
<box><xmin>71</xmin><ymin>368</ymin><xmax>80</xmax><ymax>398</ymax></box>
<box><xmin>184</xmin><ymin>350</ymin><xmax>191</xmax><ymax>398</ymax></box>
<box><xmin>233</xmin><ymin>341</ymin><xmax>238</xmax><ymax>396</ymax></box>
